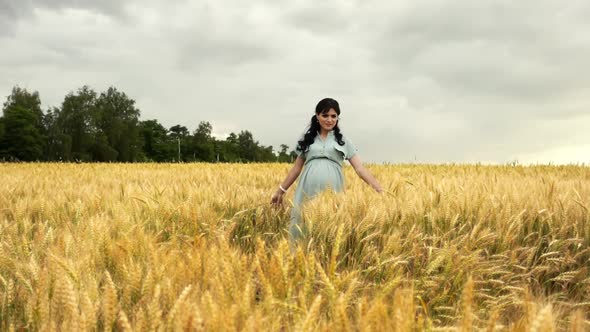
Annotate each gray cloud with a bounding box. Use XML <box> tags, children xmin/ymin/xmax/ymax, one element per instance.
<box><xmin>0</xmin><ymin>0</ymin><xmax>29</xmax><ymax>19</ymax></box>
<box><xmin>370</xmin><ymin>1</ymin><xmax>590</xmax><ymax>105</ymax></box>
<box><xmin>174</xmin><ymin>28</ymin><xmax>277</xmax><ymax>70</ymax></box>
<box><xmin>34</xmin><ymin>0</ymin><xmax>126</xmax><ymax>17</ymax></box>
<box><xmin>0</xmin><ymin>0</ymin><xmax>31</xmax><ymax>36</ymax></box>
<box><xmin>1</xmin><ymin>0</ymin><xmax>589</xmax><ymax>164</ymax></box>
<box><xmin>283</xmin><ymin>1</ymin><xmax>357</xmax><ymax>35</ymax></box>
<box><xmin>0</xmin><ymin>0</ymin><xmax>126</xmax><ymax>21</ymax></box>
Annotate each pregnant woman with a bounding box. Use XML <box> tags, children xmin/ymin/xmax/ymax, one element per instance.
<box><xmin>271</xmin><ymin>97</ymin><xmax>383</xmax><ymax>248</ymax></box>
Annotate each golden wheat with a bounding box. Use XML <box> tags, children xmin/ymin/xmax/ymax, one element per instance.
<box><xmin>0</xmin><ymin>163</ymin><xmax>588</xmax><ymax>330</ymax></box>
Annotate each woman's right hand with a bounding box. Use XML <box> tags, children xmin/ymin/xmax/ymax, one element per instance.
<box><xmin>271</xmin><ymin>190</ymin><xmax>284</xmax><ymax>206</ymax></box>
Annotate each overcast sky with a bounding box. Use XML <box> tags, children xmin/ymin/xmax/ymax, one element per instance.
<box><xmin>1</xmin><ymin>0</ymin><xmax>589</xmax><ymax>164</ymax></box>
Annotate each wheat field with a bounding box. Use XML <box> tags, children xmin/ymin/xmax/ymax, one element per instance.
<box><xmin>0</xmin><ymin>163</ymin><xmax>589</xmax><ymax>331</ymax></box>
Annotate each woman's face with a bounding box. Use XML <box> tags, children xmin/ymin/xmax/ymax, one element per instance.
<box><xmin>316</xmin><ymin>108</ymin><xmax>339</xmax><ymax>132</ymax></box>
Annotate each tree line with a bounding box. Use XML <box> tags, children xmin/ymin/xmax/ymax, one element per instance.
<box><xmin>0</xmin><ymin>85</ymin><xmax>297</xmax><ymax>162</ymax></box>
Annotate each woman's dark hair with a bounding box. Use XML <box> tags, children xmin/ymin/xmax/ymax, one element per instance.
<box><xmin>297</xmin><ymin>98</ymin><xmax>345</xmax><ymax>154</ymax></box>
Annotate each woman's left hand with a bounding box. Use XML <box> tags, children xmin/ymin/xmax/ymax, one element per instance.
<box><xmin>271</xmin><ymin>190</ymin><xmax>284</xmax><ymax>206</ymax></box>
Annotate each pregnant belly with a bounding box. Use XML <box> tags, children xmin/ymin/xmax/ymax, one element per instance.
<box><xmin>301</xmin><ymin>158</ymin><xmax>345</xmax><ymax>194</ymax></box>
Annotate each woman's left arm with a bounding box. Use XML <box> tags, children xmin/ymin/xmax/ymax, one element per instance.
<box><xmin>348</xmin><ymin>155</ymin><xmax>383</xmax><ymax>193</ymax></box>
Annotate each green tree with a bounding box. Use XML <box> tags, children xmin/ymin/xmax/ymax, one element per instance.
<box><xmin>89</xmin><ymin>132</ymin><xmax>119</xmax><ymax>161</ymax></box>
<box><xmin>169</xmin><ymin>125</ymin><xmax>189</xmax><ymax>139</ymax></box>
<box><xmin>278</xmin><ymin>144</ymin><xmax>291</xmax><ymax>162</ymax></box>
<box><xmin>168</xmin><ymin>125</ymin><xmax>189</xmax><ymax>161</ymax></box>
<box><xmin>95</xmin><ymin>87</ymin><xmax>142</xmax><ymax>162</ymax></box>
<box><xmin>57</xmin><ymin>86</ymin><xmax>97</xmax><ymax>161</ymax></box>
<box><xmin>191</xmin><ymin>121</ymin><xmax>215</xmax><ymax>161</ymax></box>
<box><xmin>0</xmin><ymin>85</ymin><xmax>288</xmax><ymax>163</ymax></box>
<box><xmin>238</xmin><ymin>130</ymin><xmax>258</xmax><ymax>162</ymax></box>
<box><xmin>0</xmin><ymin>105</ymin><xmax>44</xmax><ymax>160</ymax></box>
<box><xmin>215</xmin><ymin>132</ymin><xmax>240</xmax><ymax>162</ymax></box>
<box><xmin>139</xmin><ymin>119</ymin><xmax>175</xmax><ymax>161</ymax></box>
<box><xmin>43</xmin><ymin>107</ymin><xmax>64</xmax><ymax>160</ymax></box>
<box><xmin>3</xmin><ymin>86</ymin><xmax>44</xmax><ymax>125</ymax></box>
<box><xmin>258</xmin><ymin>145</ymin><xmax>276</xmax><ymax>162</ymax></box>
<box><xmin>0</xmin><ymin>117</ymin><xmax>4</xmax><ymax>145</ymax></box>
<box><xmin>2</xmin><ymin>86</ymin><xmax>47</xmax><ymax>159</ymax></box>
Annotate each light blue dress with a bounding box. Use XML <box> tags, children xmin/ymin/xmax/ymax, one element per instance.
<box><xmin>290</xmin><ymin>131</ymin><xmax>357</xmax><ymax>241</ymax></box>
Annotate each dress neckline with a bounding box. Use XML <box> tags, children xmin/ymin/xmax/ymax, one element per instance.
<box><xmin>317</xmin><ymin>130</ymin><xmax>333</xmax><ymax>142</ymax></box>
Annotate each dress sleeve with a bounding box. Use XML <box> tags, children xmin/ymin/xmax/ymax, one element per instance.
<box><xmin>295</xmin><ymin>139</ymin><xmax>306</xmax><ymax>159</ymax></box>
<box><xmin>335</xmin><ymin>136</ymin><xmax>358</xmax><ymax>160</ymax></box>
<box><xmin>344</xmin><ymin>137</ymin><xmax>357</xmax><ymax>160</ymax></box>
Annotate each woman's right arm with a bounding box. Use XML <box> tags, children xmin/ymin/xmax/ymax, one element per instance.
<box><xmin>271</xmin><ymin>156</ymin><xmax>305</xmax><ymax>205</ymax></box>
